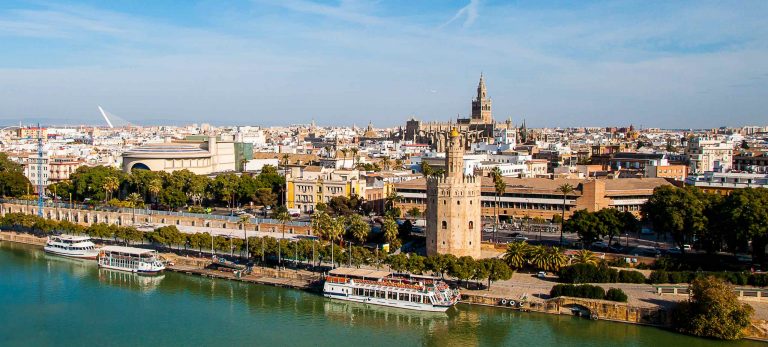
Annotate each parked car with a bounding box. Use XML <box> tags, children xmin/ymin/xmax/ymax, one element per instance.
<box><xmin>591</xmin><ymin>241</ymin><xmax>609</xmax><ymax>249</ymax></box>
<box><xmin>536</xmin><ymin>271</ymin><xmax>547</xmax><ymax>279</ymax></box>
<box><xmin>512</xmin><ymin>235</ymin><xmax>529</xmax><ymax>242</ymax></box>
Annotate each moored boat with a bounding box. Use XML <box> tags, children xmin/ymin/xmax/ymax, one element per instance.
<box><xmin>323</xmin><ymin>268</ymin><xmax>460</xmax><ymax>312</ymax></box>
<box><xmin>97</xmin><ymin>246</ymin><xmax>165</xmax><ymax>274</ymax></box>
<box><xmin>44</xmin><ymin>235</ymin><xmax>100</xmax><ymax>259</ymax></box>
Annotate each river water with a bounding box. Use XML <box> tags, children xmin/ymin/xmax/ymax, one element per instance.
<box><xmin>0</xmin><ymin>242</ymin><xmax>759</xmax><ymax>347</ymax></box>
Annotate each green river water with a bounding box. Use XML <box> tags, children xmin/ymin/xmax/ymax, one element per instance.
<box><xmin>0</xmin><ymin>241</ymin><xmax>760</xmax><ymax>347</ymax></box>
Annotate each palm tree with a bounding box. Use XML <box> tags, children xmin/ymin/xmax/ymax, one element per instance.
<box><xmin>382</xmin><ymin>216</ymin><xmax>398</xmax><ymax>244</ymax></box>
<box><xmin>272</xmin><ymin>206</ymin><xmax>291</xmax><ymax>266</ymax></box>
<box><xmin>556</xmin><ymin>183</ymin><xmax>575</xmax><ymax>246</ymax></box>
<box><xmin>571</xmin><ymin>249</ymin><xmax>599</xmax><ymax>265</ymax></box>
<box><xmin>547</xmin><ymin>247</ymin><xmax>568</xmax><ymax>271</ymax></box>
<box><xmin>381</xmin><ymin>157</ymin><xmax>391</xmax><ymax>171</ymax></box>
<box><xmin>126</xmin><ymin>192</ymin><xmax>143</xmax><ymax>208</ymax></box>
<box><xmin>347</xmin><ymin>214</ymin><xmax>370</xmax><ymax>245</ymax></box>
<box><xmin>502</xmin><ymin>241</ymin><xmax>529</xmax><ymax>269</ymax></box>
<box><xmin>102</xmin><ymin>176</ymin><xmax>119</xmax><ymax>202</ymax></box>
<box><xmin>126</xmin><ymin>192</ymin><xmax>143</xmax><ymax>224</ymax></box>
<box><xmin>340</xmin><ymin>148</ymin><xmax>348</xmax><ymax>159</ymax></box>
<box><xmin>491</xmin><ymin>167</ymin><xmax>506</xmax><ymax>243</ymax></box>
<box><xmin>528</xmin><ymin>245</ymin><xmax>548</xmax><ymax>271</ymax></box>
<box><xmin>148</xmin><ymin>178</ymin><xmax>162</xmax><ymax>208</ymax></box>
<box><xmin>350</xmin><ymin>148</ymin><xmax>360</xmax><ymax>167</ymax></box>
<box><xmin>394</xmin><ymin>159</ymin><xmax>403</xmax><ymax>170</ymax></box>
<box><xmin>239</xmin><ymin>214</ymin><xmax>250</xmax><ymax>259</ymax></box>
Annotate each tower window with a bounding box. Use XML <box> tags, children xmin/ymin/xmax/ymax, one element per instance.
<box><xmin>441</xmin><ymin>221</ymin><xmax>447</xmax><ymax>229</ymax></box>
<box><xmin>468</xmin><ymin>221</ymin><xmax>474</xmax><ymax>229</ymax></box>
<box><xmin>457</xmin><ymin>201</ymin><xmax>460</xmax><ymax>205</ymax></box>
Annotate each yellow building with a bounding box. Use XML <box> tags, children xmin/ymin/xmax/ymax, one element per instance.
<box><xmin>286</xmin><ymin>166</ymin><xmax>366</xmax><ymax>213</ymax></box>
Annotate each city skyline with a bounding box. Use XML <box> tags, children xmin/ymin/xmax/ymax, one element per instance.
<box><xmin>1</xmin><ymin>0</ymin><xmax>766</xmax><ymax>128</ymax></box>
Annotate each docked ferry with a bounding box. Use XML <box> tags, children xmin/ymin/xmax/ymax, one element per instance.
<box><xmin>44</xmin><ymin>235</ymin><xmax>100</xmax><ymax>259</ymax></box>
<box><xmin>97</xmin><ymin>246</ymin><xmax>165</xmax><ymax>274</ymax></box>
<box><xmin>323</xmin><ymin>268</ymin><xmax>460</xmax><ymax>312</ymax></box>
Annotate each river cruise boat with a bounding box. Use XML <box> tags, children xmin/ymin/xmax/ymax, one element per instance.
<box><xmin>97</xmin><ymin>246</ymin><xmax>165</xmax><ymax>274</ymax></box>
<box><xmin>323</xmin><ymin>268</ymin><xmax>460</xmax><ymax>312</ymax></box>
<box><xmin>44</xmin><ymin>235</ymin><xmax>100</xmax><ymax>259</ymax></box>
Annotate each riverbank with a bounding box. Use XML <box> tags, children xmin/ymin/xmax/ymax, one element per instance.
<box><xmin>2</xmin><ymin>230</ymin><xmax>766</xmax><ymax>341</ymax></box>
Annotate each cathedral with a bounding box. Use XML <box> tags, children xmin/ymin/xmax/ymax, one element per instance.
<box><xmin>398</xmin><ymin>74</ymin><xmax>514</xmax><ymax>151</ymax></box>
<box><xmin>425</xmin><ymin>128</ymin><xmax>482</xmax><ymax>258</ymax></box>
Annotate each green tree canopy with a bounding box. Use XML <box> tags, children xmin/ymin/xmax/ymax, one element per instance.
<box><xmin>673</xmin><ymin>276</ymin><xmax>754</xmax><ymax>340</ymax></box>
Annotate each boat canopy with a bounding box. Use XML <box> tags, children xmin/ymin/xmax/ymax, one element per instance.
<box><xmin>52</xmin><ymin>235</ymin><xmax>92</xmax><ymax>242</ymax></box>
<box><xmin>329</xmin><ymin>268</ymin><xmax>391</xmax><ymax>280</ymax></box>
<box><xmin>100</xmin><ymin>246</ymin><xmax>157</xmax><ymax>256</ymax></box>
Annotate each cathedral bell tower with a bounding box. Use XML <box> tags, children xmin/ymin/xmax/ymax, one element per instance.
<box><xmin>425</xmin><ymin>128</ymin><xmax>482</xmax><ymax>258</ymax></box>
<box><xmin>471</xmin><ymin>73</ymin><xmax>493</xmax><ymax>124</ymax></box>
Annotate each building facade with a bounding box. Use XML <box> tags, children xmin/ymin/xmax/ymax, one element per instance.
<box><xmin>397</xmin><ymin>177</ymin><xmax>671</xmax><ymax>221</ymax></box>
<box><xmin>285</xmin><ymin>167</ymin><xmax>366</xmax><ymax>213</ymax></box>
<box><xmin>686</xmin><ymin>137</ymin><xmax>733</xmax><ymax>174</ymax></box>
<box><xmin>426</xmin><ymin>129</ymin><xmax>482</xmax><ymax>258</ymax></box>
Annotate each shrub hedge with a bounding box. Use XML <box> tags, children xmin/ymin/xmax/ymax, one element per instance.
<box><xmin>648</xmin><ymin>270</ymin><xmax>768</xmax><ymax>287</ymax></box>
<box><xmin>550</xmin><ymin>284</ymin><xmax>628</xmax><ymax>303</ymax></box>
<box><xmin>550</xmin><ymin>284</ymin><xmax>605</xmax><ymax>300</ymax></box>
<box><xmin>558</xmin><ymin>263</ymin><xmax>647</xmax><ymax>284</ymax></box>
<box><xmin>605</xmin><ymin>288</ymin><xmax>628</xmax><ymax>302</ymax></box>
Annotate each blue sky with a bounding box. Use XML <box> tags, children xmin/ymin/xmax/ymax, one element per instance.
<box><xmin>0</xmin><ymin>0</ymin><xmax>766</xmax><ymax>128</ymax></box>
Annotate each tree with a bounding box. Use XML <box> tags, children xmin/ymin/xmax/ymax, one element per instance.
<box><xmin>425</xmin><ymin>254</ymin><xmax>456</xmax><ymax>279</ymax></box>
<box><xmin>642</xmin><ymin>186</ymin><xmax>707</xmax><ymax>254</ymax></box>
<box><xmin>126</xmin><ymin>192</ymin><xmax>143</xmax><ymax>208</ymax></box>
<box><xmin>382</xmin><ymin>216</ymin><xmax>399</xmax><ymax>245</ymax></box>
<box><xmin>483</xmin><ymin>258</ymin><xmax>513</xmax><ymax>290</ymax></box>
<box><xmin>347</xmin><ymin>214</ymin><xmax>370</xmax><ymax>245</ymax></box>
<box><xmin>564</xmin><ymin>209</ymin><xmax>603</xmax><ymax>246</ymax></box>
<box><xmin>102</xmin><ymin>176</ymin><xmax>119</xmax><ymax>202</ymax></box>
<box><xmin>596</xmin><ymin>208</ymin><xmax>623</xmax><ymax>247</ymax></box>
<box><xmin>527</xmin><ymin>245</ymin><xmax>549</xmax><ymax>271</ymax></box>
<box><xmin>0</xmin><ymin>170</ymin><xmax>32</xmax><ymax>197</ymax></box>
<box><xmin>503</xmin><ymin>242</ymin><xmax>529</xmax><ymax>269</ymax></box>
<box><xmin>547</xmin><ymin>247</ymin><xmax>569</xmax><ymax>272</ymax></box>
<box><xmin>491</xmin><ymin>167</ymin><xmax>506</xmax><ymax>243</ymax></box>
<box><xmin>148</xmin><ymin>178</ymin><xmax>162</xmax><ymax>208</ymax></box>
<box><xmin>571</xmin><ymin>249</ymin><xmax>599</xmax><ymax>265</ymax></box>
<box><xmin>406</xmin><ymin>207</ymin><xmax>422</xmax><ymax>219</ymax></box>
<box><xmin>420</xmin><ymin>161</ymin><xmax>434</xmax><ymax>177</ymax></box>
<box><xmin>720</xmin><ymin>188</ymin><xmax>768</xmax><ymax>264</ymax></box>
<box><xmin>387</xmin><ymin>253</ymin><xmax>409</xmax><ymax>272</ymax></box>
<box><xmin>672</xmin><ymin>276</ymin><xmax>754</xmax><ymax>340</ymax></box>
<box><xmin>556</xmin><ymin>183</ymin><xmax>575</xmax><ymax>246</ymax></box>
<box><xmin>272</xmin><ymin>205</ymin><xmax>292</xmax><ymax>239</ymax></box>
<box><xmin>450</xmin><ymin>256</ymin><xmax>477</xmax><ymax>288</ymax></box>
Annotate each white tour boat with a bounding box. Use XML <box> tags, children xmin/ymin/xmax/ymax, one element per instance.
<box><xmin>323</xmin><ymin>268</ymin><xmax>460</xmax><ymax>312</ymax></box>
<box><xmin>97</xmin><ymin>246</ymin><xmax>165</xmax><ymax>274</ymax></box>
<box><xmin>44</xmin><ymin>235</ymin><xmax>100</xmax><ymax>259</ymax></box>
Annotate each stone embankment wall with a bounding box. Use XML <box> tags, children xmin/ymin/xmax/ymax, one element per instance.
<box><xmin>462</xmin><ymin>292</ymin><xmax>668</xmax><ymax>326</ymax></box>
<box><xmin>0</xmin><ymin>203</ymin><xmax>312</xmax><ymax>235</ymax></box>
<box><xmin>0</xmin><ymin>231</ymin><xmax>47</xmax><ymax>245</ymax></box>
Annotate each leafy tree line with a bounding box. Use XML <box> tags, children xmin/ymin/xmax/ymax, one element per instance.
<box><xmin>642</xmin><ymin>186</ymin><xmax>768</xmax><ymax>264</ymax></box>
<box><xmin>45</xmin><ymin>165</ymin><xmax>284</xmax><ymax>210</ymax></box>
<box><xmin>1</xmin><ymin>212</ymin><xmax>513</xmax><ymax>288</ymax></box>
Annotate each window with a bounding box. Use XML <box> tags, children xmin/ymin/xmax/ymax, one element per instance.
<box><xmin>442</xmin><ymin>221</ymin><xmax>447</xmax><ymax>229</ymax></box>
<box><xmin>468</xmin><ymin>221</ymin><xmax>474</xmax><ymax>229</ymax></box>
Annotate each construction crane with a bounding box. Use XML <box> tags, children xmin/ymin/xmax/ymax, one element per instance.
<box><xmin>37</xmin><ymin>123</ymin><xmax>43</xmax><ymax>217</ymax></box>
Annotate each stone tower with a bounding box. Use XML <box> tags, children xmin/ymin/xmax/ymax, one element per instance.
<box><xmin>471</xmin><ymin>73</ymin><xmax>493</xmax><ymax>124</ymax></box>
<box><xmin>426</xmin><ymin>128</ymin><xmax>482</xmax><ymax>258</ymax></box>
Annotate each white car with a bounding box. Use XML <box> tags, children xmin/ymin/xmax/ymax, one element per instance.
<box><xmin>537</xmin><ymin>271</ymin><xmax>547</xmax><ymax>279</ymax></box>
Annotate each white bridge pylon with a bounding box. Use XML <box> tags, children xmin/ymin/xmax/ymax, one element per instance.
<box><xmin>97</xmin><ymin>106</ymin><xmax>131</xmax><ymax>128</ymax></box>
<box><xmin>98</xmin><ymin>105</ymin><xmax>113</xmax><ymax>128</ymax></box>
